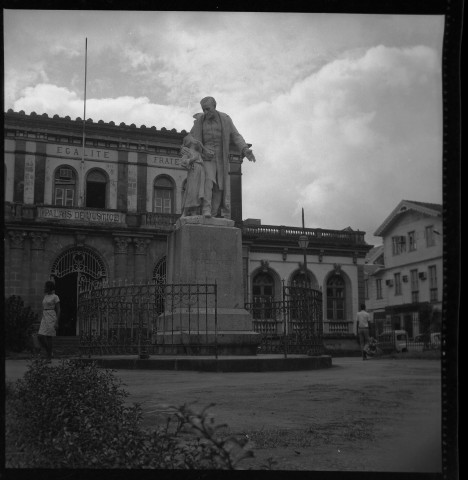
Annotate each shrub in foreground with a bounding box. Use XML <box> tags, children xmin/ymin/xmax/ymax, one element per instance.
<box><xmin>8</xmin><ymin>359</ymin><xmax>253</xmax><ymax>469</ymax></box>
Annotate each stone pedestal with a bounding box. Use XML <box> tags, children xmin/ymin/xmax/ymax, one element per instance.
<box><xmin>161</xmin><ymin>215</ymin><xmax>260</xmax><ymax>355</ymax></box>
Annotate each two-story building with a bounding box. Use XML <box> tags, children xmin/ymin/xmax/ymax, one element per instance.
<box><xmin>4</xmin><ymin>109</ymin><xmax>372</xmax><ymax>341</ymax></box>
<box><xmin>364</xmin><ymin>200</ymin><xmax>443</xmax><ymax>338</ymax></box>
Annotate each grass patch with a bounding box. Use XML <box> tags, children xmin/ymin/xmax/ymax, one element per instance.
<box><xmin>234</xmin><ymin>419</ymin><xmax>375</xmax><ymax>450</ymax></box>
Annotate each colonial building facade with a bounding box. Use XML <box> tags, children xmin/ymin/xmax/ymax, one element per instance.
<box><xmin>4</xmin><ymin>110</ymin><xmax>372</xmax><ymax>339</ymax></box>
<box><xmin>364</xmin><ymin>200</ymin><xmax>443</xmax><ymax>338</ymax></box>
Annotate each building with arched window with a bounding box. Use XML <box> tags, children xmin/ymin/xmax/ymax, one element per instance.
<box><xmin>4</xmin><ymin>110</ymin><xmax>372</xmax><ymax>348</ymax></box>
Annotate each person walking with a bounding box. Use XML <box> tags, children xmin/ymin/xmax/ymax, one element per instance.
<box><xmin>356</xmin><ymin>303</ymin><xmax>371</xmax><ymax>360</ymax></box>
<box><xmin>37</xmin><ymin>280</ymin><xmax>60</xmax><ymax>361</ymax></box>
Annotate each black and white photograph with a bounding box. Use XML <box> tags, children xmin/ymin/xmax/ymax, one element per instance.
<box><xmin>3</xmin><ymin>1</ymin><xmax>460</xmax><ymax>477</ymax></box>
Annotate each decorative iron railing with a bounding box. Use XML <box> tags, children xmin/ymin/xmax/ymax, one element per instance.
<box><xmin>143</xmin><ymin>212</ymin><xmax>180</xmax><ymax>228</ymax></box>
<box><xmin>77</xmin><ymin>282</ymin><xmax>218</xmax><ymax>357</ymax></box>
<box><xmin>245</xmin><ymin>285</ymin><xmax>324</xmax><ymax>355</ymax></box>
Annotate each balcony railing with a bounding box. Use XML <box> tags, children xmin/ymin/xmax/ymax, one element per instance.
<box><xmin>322</xmin><ymin>320</ymin><xmax>355</xmax><ymax>336</ymax></box>
<box><xmin>5</xmin><ymin>202</ymin><xmax>367</xmax><ymax>245</ymax></box>
<box><xmin>241</xmin><ymin>223</ymin><xmax>367</xmax><ymax>245</ymax></box>
<box><xmin>143</xmin><ymin>212</ymin><xmax>180</xmax><ymax>228</ymax></box>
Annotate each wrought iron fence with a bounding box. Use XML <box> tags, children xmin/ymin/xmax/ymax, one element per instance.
<box><xmin>77</xmin><ymin>282</ymin><xmax>218</xmax><ymax>357</ymax></box>
<box><xmin>245</xmin><ymin>284</ymin><xmax>324</xmax><ymax>355</ymax></box>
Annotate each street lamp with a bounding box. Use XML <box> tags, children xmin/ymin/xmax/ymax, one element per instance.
<box><xmin>298</xmin><ymin>234</ymin><xmax>309</xmax><ymax>285</ymax></box>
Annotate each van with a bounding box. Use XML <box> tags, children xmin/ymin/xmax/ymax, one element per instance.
<box><xmin>378</xmin><ymin>330</ymin><xmax>409</xmax><ymax>352</ymax></box>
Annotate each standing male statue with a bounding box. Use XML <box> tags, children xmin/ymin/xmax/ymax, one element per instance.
<box><xmin>190</xmin><ymin>96</ymin><xmax>256</xmax><ymax>219</ymax></box>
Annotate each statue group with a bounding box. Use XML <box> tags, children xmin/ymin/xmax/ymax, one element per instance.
<box><xmin>180</xmin><ymin>96</ymin><xmax>256</xmax><ymax>219</ymax></box>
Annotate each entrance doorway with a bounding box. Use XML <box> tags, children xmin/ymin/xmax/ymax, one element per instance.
<box><xmin>50</xmin><ymin>247</ymin><xmax>107</xmax><ymax>336</ymax></box>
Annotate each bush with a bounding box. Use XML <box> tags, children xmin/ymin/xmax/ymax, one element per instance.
<box><xmin>4</xmin><ymin>295</ymin><xmax>38</xmax><ymax>352</ymax></box>
<box><xmin>8</xmin><ymin>359</ymin><xmax>253</xmax><ymax>469</ymax></box>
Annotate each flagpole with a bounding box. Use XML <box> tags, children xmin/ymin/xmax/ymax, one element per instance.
<box><xmin>80</xmin><ymin>38</ymin><xmax>87</xmax><ymax>206</ymax></box>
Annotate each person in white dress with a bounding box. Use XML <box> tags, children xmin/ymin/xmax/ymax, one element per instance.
<box><xmin>37</xmin><ymin>281</ymin><xmax>60</xmax><ymax>360</ymax></box>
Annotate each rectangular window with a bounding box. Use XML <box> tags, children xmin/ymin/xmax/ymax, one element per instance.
<box><xmin>54</xmin><ymin>188</ymin><xmax>64</xmax><ymax>205</ymax></box>
<box><xmin>154</xmin><ymin>190</ymin><xmax>172</xmax><ymax>213</ymax></box>
<box><xmin>394</xmin><ymin>273</ymin><xmax>402</xmax><ymax>295</ymax></box>
<box><xmin>410</xmin><ymin>269</ymin><xmax>419</xmax><ymax>303</ymax></box>
<box><xmin>426</xmin><ymin>225</ymin><xmax>435</xmax><ymax>247</ymax></box>
<box><xmin>392</xmin><ymin>236</ymin><xmax>406</xmax><ymax>255</ymax></box>
<box><xmin>376</xmin><ymin>279</ymin><xmax>383</xmax><ymax>299</ymax></box>
<box><xmin>163</xmin><ymin>198</ymin><xmax>171</xmax><ymax>214</ymax></box>
<box><xmin>408</xmin><ymin>231</ymin><xmax>417</xmax><ymax>251</ymax></box>
<box><xmin>59</xmin><ymin>168</ymin><xmax>73</xmax><ymax>179</ymax></box>
<box><xmin>327</xmin><ymin>299</ymin><xmax>344</xmax><ymax>320</ymax></box>
<box><xmin>364</xmin><ymin>279</ymin><xmax>369</xmax><ymax>299</ymax></box>
<box><xmin>54</xmin><ymin>188</ymin><xmax>74</xmax><ymax>206</ymax></box>
<box><xmin>428</xmin><ymin>265</ymin><xmax>438</xmax><ymax>301</ymax></box>
<box><xmin>64</xmin><ymin>189</ymin><xmax>74</xmax><ymax>206</ymax></box>
<box><xmin>410</xmin><ymin>269</ymin><xmax>419</xmax><ymax>291</ymax></box>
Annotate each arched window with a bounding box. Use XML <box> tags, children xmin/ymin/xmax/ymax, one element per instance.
<box><xmin>326</xmin><ymin>274</ymin><xmax>345</xmax><ymax>320</ymax></box>
<box><xmin>153</xmin><ymin>176</ymin><xmax>174</xmax><ymax>213</ymax></box>
<box><xmin>54</xmin><ymin>166</ymin><xmax>77</xmax><ymax>206</ymax></box>
<box><xmin>253</xmin><ymin>272</ymin><xmax>274</xmax><ymax>300</ymax></box>
<box><xmin>152</xmin><ymin>256</ymin><xmax>167</xmax><ymax>285</ymax></box>
<box><xmin>252</xmin><ymin>272</ymin><xmax>275</xmax><ymax>320</ymax></box>
<box><xmin>291</xmin><ymin>270</ymin><xmax>314</xmax><ymax>288</ymax></box>
<box><xmin>86</xmin><ymin>169</ymin><xmax>107</xmax><ymax>208</ymax></box>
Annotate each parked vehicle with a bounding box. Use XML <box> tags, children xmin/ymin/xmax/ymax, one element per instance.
<box><xmin>378</xmin><ymin>330</ymin><xmax>409</xmax><ymax>352</ymax></box>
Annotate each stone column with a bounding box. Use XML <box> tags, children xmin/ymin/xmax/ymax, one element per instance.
<box><xmin>7</xmin><ymin>230</ymin><xmax>27</xmax><ymax>298</ymax></box>
<box><xmin>29</xmin><ymin>231</ymin><xmax>49</xmax><ymax>307</ymax></box>
<box><xmin>113</xmin><ymin>236</ymin><xmax>131</xmax><ymax>284</ymax></box>
<box><xmin>133</xmin><ymin>238</ymin><xmax>151</xmax><ymax>283</ymax></box>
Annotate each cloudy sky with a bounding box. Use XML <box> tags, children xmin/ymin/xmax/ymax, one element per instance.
<box><xmin>4</xmin><ymin>10</ymin><xmax>444</xmax><ymax>245</ymax></box>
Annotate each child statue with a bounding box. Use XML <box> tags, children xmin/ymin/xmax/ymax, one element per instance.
<box><xmin>180</xmin><ymin>133</ymin><xmax>206</xmax><ymax>217</ymax></box>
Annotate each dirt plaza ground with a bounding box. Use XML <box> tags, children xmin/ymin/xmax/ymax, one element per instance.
<box><xmin>5</xmin><ymin>355</ymin><xmax>442</xmax><ymax>472</ymax></box>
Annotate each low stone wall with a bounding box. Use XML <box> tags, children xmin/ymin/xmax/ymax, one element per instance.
<box><xmin>323</xmin><ymin>336</ymin><xmax>362</xmax><ymax>357</ymax></box>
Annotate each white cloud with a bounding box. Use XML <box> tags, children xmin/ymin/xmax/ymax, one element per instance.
<box><xmin>5</xmin><ymin>12</ymin><xmax>443</xmax><ymax>246</ymax></box>
<box><xmin>239</xmin><ymin>44</ymin><xmax>442</xmax><ymax>243</ymax></box>
<box><xmin>50</xmin><ymin>45</ymin><xmax>81</xmax><ymax>58</ymax></box>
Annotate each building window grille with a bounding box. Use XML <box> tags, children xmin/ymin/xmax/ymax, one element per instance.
<box><xmin>425</xmin><ymin>225</ymin><xmax>435</xmax><ymax>247</ymax></box>
<box><xmin>410</xmin><ymin>269</ymin><xmax>419</xmax><ymax>303</ymax></box>
<box><xmin>376</xmin><ymin>279</ymin><xmax>383</xmax><ymax>299</ymax></box>
<box><xmin>392</xmin><ymin>236</ymin><xmax>406</xmax><ymax>255</ymax></box>
<box><xmin>394</xmin><ymin>273</ymin><xmax>402</xmax><ymax>295</ymax></box>
<box><xmin>152</xmin><ymin>256</ymin><xmax>167</xmax><ymax>284</ymax></box>
<box><xmin>364</xmin><ymin>278</ymin><xmax>369</xmax><ymax>299</ymax></box>
<box><xmin>153</xmin><ymin>176</ymin><xmax>174</xmax><ymax>214</ymax></box>
<box><xmin>428</xmin><ymin>265</ymin><xmax>438</xmax><ymax>301</ymax></box>
<box><xmin>54</xmin><ymin>166</ymin><xmax>77</xmax><ymax>206</ymax></box>
<box><xmin>291</xmin><ymin>270</ymin><xmax>313</xmax><ymax>287</ymax></box>
<box><xmin>252</xmin><ymin>272</ymin><xmax>275</xmax><ymax>320</ymax></box>
<box><xmin>408</xmin><ymin>231</ymin><xmax>417</xmax><ymax>251</ymax></box>
<box><xmin>326</xmin><ymin>274</ymin><xmax>345</xmax><ymax>321</ymax></box>
<box><xmin>85</xmin><ymin>169</ymin><xmax>108</xmax><ymax>209</ymax></box>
